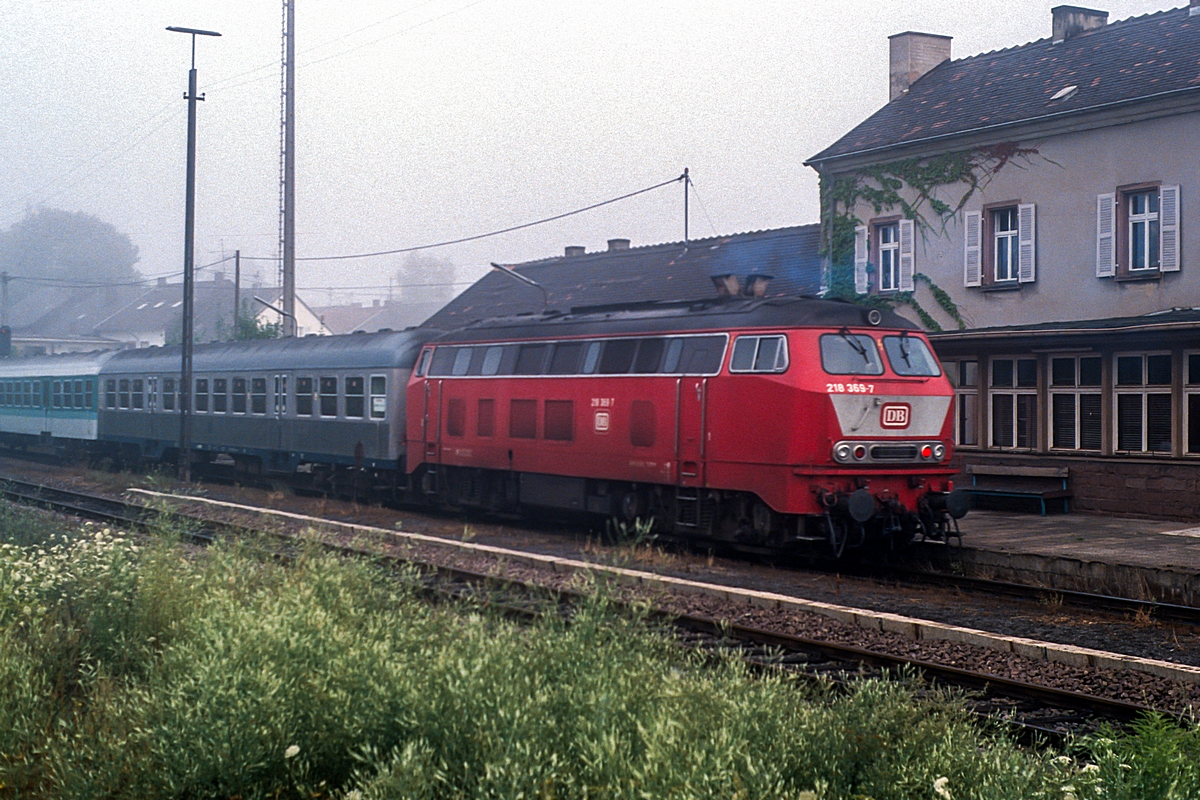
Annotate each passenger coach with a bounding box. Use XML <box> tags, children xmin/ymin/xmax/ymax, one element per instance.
<box><xmin>99</xmin><ymin>330</ymin><xmax>428</xmax><ymax>488</ymax></box>
<box><xmin>0</xmin><ymin>351</ymin><xmax>113</xmax><ymax>454</ymax></box>
<box><xmin>407</xmin><ymin>296</ymin><xmax>965</xmax><ymax>553</ymax></box>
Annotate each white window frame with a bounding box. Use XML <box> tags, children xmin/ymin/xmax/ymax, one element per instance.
<box><xmin>878</xmin><ymin>222</ymin><xmax>900</xmax><ymax>292</ymax></box>
<box><xmin>1128</xmin><ymin>189</ymin><xmax>1160</xmax><ymax>271</ymax></box>
<box><xmin>989</xmin><ymin>356</ymin><xmax>1039</xmax><ymax>450</ymax></box>
<box><xmin>369</xmin><ymin>374</ymin><xmax>387</xmax><ymax>420</ymax></box>
<box><xmin>1112</xmin><ymin>351</ymin><xmax>1172</xmax><ymax>454</ymax></box>
<box><xmin>1047</xmin><ymin>354</ymin><xmax>1103</xmax><ymax>452</ymax></box>
<box><xmin>993</xmin><ymin>207</ymin><xmax>1019</xmax><ymax>282</ymax></box>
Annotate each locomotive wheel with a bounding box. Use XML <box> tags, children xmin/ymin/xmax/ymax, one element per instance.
<box><xmin>751</xmin><ymin>502</ymin><xmax>776</xmax><ymax>538</ymax></box>
<box><xmin>619</xmin><ymin>488</ymin><xmax>642</xmax><ymax>523</ymax></box>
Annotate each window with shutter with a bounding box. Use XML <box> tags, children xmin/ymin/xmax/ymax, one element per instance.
<box><xmin>1096</xmin><ymin>193</ymin><xmax>1115</xmax><ymax>277</ymax></box>
<box><xmin>898</xmin><ymin>219</ymin><xmax>915</xmax><ymax>291</ymax></box>
<box><xmin>854</xmin><ymin>225</ymin><xmax>868</xmax><ymax>295</ymax></box>
<box><xmin>1160</xmin><ymin>185</ymin><xmax>1180</xmax><ymax>272</ymax></box>
<box><xmin>1113</xmin><ymin>352</ymin><xmax>1172</xmax><ymax>454</ymax></box>
<box><xmin>964</xmin><ymin>211</ymin><xmax>982</xmax><ymax>287</ymax></box>
<box><xmin>1017</xmin><ymin>203</ymin><xmax>1036</xmax><ymax>282</ymax></box>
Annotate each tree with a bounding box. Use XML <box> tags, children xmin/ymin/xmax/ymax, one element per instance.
<box><xmin>394</xmin><ymin>252</ymin><xmax>457</xmax><ymax>304</ymax></box>
<box><xmin>0</xmin><ymin>208</ymin><xmax>140</xmax><ymax>301</ymax></box>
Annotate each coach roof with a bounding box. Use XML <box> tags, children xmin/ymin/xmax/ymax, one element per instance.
<box><xmin>101</xmin><ymin>329</ymin><xmax>432</xmax><ymax>375</ymax></box>
<box><xmin>430</xmin><ymin>295</ymin><xmax>919</xmax><ymax>344</ymax></box>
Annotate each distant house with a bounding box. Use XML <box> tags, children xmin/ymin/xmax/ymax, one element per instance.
<box><xmin>421</xmin><ymin>226</ymin><xmax>823</xmax><ymax>331</ymax></box>
<box><xmin>312</xmin><ymin>298</ymin><xmax>448</xmax><ymax>335</ymax></box>
<box><xmin>807</xmin><ymin>3</ymin><xmax>1200</xmax><ymax>519</ymax></box>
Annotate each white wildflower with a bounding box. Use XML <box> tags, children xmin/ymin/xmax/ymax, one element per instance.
<box><xmin>284</xmin><ymin>744</ymin><xmax>300</xmax><ymax>759</ymax></box>
<box><xmin>933</xmin><ymin>776</ymin><xmax>952</xmax><ymax>800</ymax></box>
<box><xmin>1081</xmin><ymin>764</ymin><xmax>1100</xmax><ymax>774</ymax></box>
<box><xmin>1055</xmin><ymin>755</ymin><xmax>1072</xmax><ymax>766</ymax></box>
<box><xmin>797</xmin><ymin>792</ymin><xmax>817</xmax><ymax>800</ymax></box>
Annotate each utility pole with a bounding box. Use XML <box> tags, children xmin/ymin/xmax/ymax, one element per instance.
<box><xmin>167</xmin><ymin>25</ymin><xmax>221</xmax><ymax>482</ymax></box>
<box><xmin>683</xmin><ymin>167</ymin><xmax>689</xmax><ymax>243</ymax></box>
<box><xmin>233</xmin><ymin>249</ymin><xmax>241</xmax><ymax>340</ymax></box>
<box><xmin>1</xmin><ymin>272</ymin><xmax>8</xmax><ymax>326</ymax></box>
<box><xmin>280</xmin><ymin>0</ymin><xmax>297</xmax><ymax>337</ymax></box>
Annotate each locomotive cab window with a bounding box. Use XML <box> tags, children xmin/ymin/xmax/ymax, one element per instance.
<box><xmin>819</xmin><ymin>333</ymin><xmax>883</xmax><ymax>376</ymax></box>
<box><xmin>730</xmin><ymin>335</ymin><xmax>789</xmax><ymax>373</ymax></box>
<box><xmin>416</xmin><ymin>348</ymin><xmax>432</xmax><ymax>377</ymax></box>
<box><xmin>882</xmin><ymin>335</ymin><xmax>941</xmax><ymax>377</ymax></box>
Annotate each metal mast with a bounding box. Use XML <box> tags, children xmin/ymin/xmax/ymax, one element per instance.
<box><xmin>279</xmin><ymin>0</ymin><xmax>297</xmax><ymax>336</ymax></box>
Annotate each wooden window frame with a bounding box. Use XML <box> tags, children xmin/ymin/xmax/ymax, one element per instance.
<box><xmin>1114</xmin><ymin>181</ymin><xmax>1162</xmax><ymax>279</ymax></box>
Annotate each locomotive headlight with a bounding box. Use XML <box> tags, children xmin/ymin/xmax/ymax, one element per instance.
<box><xmin>834</xmin><ymin>443</ymin><xmax>853</xmax><ymax>462</ymax></box>
<box><xmin>853</xmin><ymin>445</ymin><xmax>867</xmax><ymax>461</ymax></box>
<box><xmin>932</xmin><ymin>443</ymin><xmax>946</xmax><ymax>461</ymax></box>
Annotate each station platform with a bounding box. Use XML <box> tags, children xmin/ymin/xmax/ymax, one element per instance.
<box><xmin>912</xmin><ymin>510</ymin><xmax>1200</xmax><ymax>606</ymax></box>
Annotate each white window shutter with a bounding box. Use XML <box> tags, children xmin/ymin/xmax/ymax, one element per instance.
<box><xmin>1096</xmin><ymin>193</ymin><xmax>1116</xmax><ymax>277</ymax></box>
<box><xmin>964</xmin><ymin>211</ymin><xmax>982</xmax><ymax>287</ymax></box>
<box><xmin>854</xmin><ymin>225</ymin><xmax>868</xmax><ymax>294</ymax></box>
<box><xmin>898</xmin><ymin>219</ymin><xmax>915</xmax><ymax>291</ymax></box>
<box><xmin>1017</xmin><ymin>203</ymin><xmax>1036</xmax><ymax>283</ymax></box>
<box><xmin>1160</xmin><ymin>185</ymin><xmax>1180</xmax><ymax>272</ymax></box>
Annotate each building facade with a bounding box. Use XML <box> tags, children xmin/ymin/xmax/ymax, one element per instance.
<box><xmin>808</xmin><ymin>3</ymin><xmax>1200</xmax><ymax>518</ymax></box>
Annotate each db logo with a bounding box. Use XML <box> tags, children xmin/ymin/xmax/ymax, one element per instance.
<box><xmin>880</xmin><ymin>403</ymin><xmax>911</xmax><ymax>429</ymax></box>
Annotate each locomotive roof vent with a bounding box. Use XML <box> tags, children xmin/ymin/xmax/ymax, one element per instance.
<box><xmin>744</xmin><ymin>274</ymin><xmax>773</xmax><ymax>298</ymax></box>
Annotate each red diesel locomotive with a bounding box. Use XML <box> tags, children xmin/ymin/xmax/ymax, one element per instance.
<box><xmin>406</xmin><ymin>295</ymin><xmax>968</xmax><ymax>554</ymax></box>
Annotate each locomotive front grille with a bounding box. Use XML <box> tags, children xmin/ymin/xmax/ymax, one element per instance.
<box><xmin>869</xmin><ymin>445</ymin><xmax>918</xmax><ymax>461</ymax></box>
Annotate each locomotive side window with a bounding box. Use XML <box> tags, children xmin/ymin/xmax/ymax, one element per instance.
<box><xmin>370</xmin><ymin>376</ymin><xmax>386</xmax><ymax>419</ymax></box>
<box><xmin>883</xmin><ymin>336</ymin><xmax>941</xmax><ymax>377</ymax></box>
<box><xmin>428</xmin><ymin>347</ymin><xmax>458</xmax><ymax>376</ymax></box>
<box><xmin>730</xmin><ymin>335</ymin><xmax>789</xmax><ymax>373</ymax></box>
<box><xmin>599</xmin><ymin>339</ymin><xmax>637</xmax><ymax>374</ymax></box>
<box><xmin>582</xmin><ymin>341</ymin><xmax>602</xmax><ymax>374</ymax></box>
<box><xmin>213</xmin><ymin>379</ymin><xmax>228</xmax><ymax>413</ymax></box>
<box><xmin>549</xmin><ymin>342</ymin><xmax>583</xmax><ymax>375</ymax></box>
<box><xmin>819</xmin><ymin>333</ymin><xmax>884</xmax><ymax>375</ymax></box>
<box><xmin>232</xmin><ymin>378</ymin><xmax>248</xmax><ymax>414</ymax></box>
<box><xmin>105</xmin><ymin>380</ymin><xmax>116</xmax><ymax>409</ymax></box>
<box><xmin>451</xmin><ymin>349</ymin><xmax>472</xmax><ymax>376</ymax></box>
<box><xmin>677</xmin><ymin>335</ymin><xmax>726</xmax><ymax>374</ymax></box>
<box><xmin>251</xmin><ymin>378</ymin><xmax>268</xmax><ymax>415</ymax></box>
<box><xmin>163</xmin><ymin>378</ymin><xmax>176</xmax><ymax>411</ymax></box>
<box><xmin>633</xmin><ymin>339</ymin><xmax>666</xmax><ymax>373</ymax></box>
<box><xmin>295</xmin><ymin>378</ymin><xmax>313</xmax><ymax>416</ymax></box>
<box><xmin>319</xmin><ymin>377</ymin><xmax>338</xmax><ymax>417</ymax></box>
<box><xmin>195</xmin><ymin>379</ymin><xmax>209</xmax><ymax>412</ymax></box>
<box><xmin>345</xmin><ymin>377</ymin><xmax>365</xmax><ymax>418</ymax></box>
<box><xmin>416</xmin><ymin>349</ymin><xmax>432</xmax><ymax>377</ymax></box>
<box><xmin>515</xmin><ymin>344</ymin><xmax>549</xmax><ymax>375</ymax></box>
<box><xmin>481</xmin><ymin>346</ymin><xmax>505</xmax><ymax>376</ymax></box>
<box><xmin>662</xmin><ymin>339</ymin><xmax>684</xmax><ymax>372</ymax></box>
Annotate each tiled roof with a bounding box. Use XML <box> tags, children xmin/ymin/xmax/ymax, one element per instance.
<box><xmin>421</xmin><ymin>225</ymin><xmax>822</xmax><ymax>331</ymax></box>
<box><xmin>809</xmin><ymin>5</ymin><xmax>1200</xmax><ymax>164</ymax></box>
<box><xmin>929</xmin><ymin>307</ymin><xmax>1200</xmax><ymax>340</ymax></box>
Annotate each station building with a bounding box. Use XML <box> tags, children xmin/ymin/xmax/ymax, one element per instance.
<box><xmin>807</xmin><ymin>3</ymin><xmax>1200</xmax><ymax>520</ymax></box>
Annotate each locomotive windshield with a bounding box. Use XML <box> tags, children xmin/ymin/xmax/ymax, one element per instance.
<box><xmin>819</xmin><ymin>333</ymin><xmax>884</xmax><ymax>375</ymax></box>
<box><xmin>882</xmin><ymin>335</ymin><xmax>941</xmax><ymax>377</ymax></box>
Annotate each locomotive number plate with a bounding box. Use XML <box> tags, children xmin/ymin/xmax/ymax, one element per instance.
<box><xmin>826</xmin><ymin>383</ymin><xmax>875</xmax><ymax>394</ymax></box>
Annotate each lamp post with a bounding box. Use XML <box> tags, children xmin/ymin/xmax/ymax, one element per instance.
<box><xmin>167</xmin><ymin>25</ymin><xmax>220</xmax><ymax>482</ymax></box>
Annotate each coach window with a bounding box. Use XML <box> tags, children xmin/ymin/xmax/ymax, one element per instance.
<box><xmin>84</xmin><ymin>380</ymin><xmax>93</xmax><ymax>410</ymax></box>
<box><xmin>345</xmin><ymin>377</ymin><xmax>365</xmax><ymax>418</ymax></box>
<box><xmin>251</xmin><ymin>378</ymin><xmax>267</xmax><ymax>415</ymax></box>
<box><xmin>990</xmin><ymin>357</ymin><xmax>1038</xmax><ymax>449</ymax></box>
<box><xmin>195</xmin><ymin>379</ymin><xmax>209</xmax><ymax>412</ymax></box>
<box><xmin>147</xmin><ymin>377</ymin><xmax>158</xmax><ymax>411</ymax></box>
<box><xmin>882</xmin><ymin>335</ymin><xmax>941</xmax><ymax>377</ymax></box>
<box><xmin>320</xmin><ymin>377</ymin><xmax>338</xmax><ymax>417</ymax></box>
<box><xmin>731</xmin><ymin>335</ymin><xmax>789</xmax><ymax>373</ymax></box>
<box><xmin>212</xmin><ymin>379</ymin><xmax>227</xmax><ymax>413</ymax></box>
<box><xmin>1115</xmin><ymin>352</ymin><xmax>1172</xmax><ymax>453</ymax></box>
<box><xmin>1049</xmin><ymin>356</ymin><xmax>1102</xmax><ymax>451</ymax></box>
<box><xmin>131</xmin><ymin>380</ymin><xmax>144</xmax><ymax>410</ymax></box>
<box><xmin>22</xmin><ymin>381</ymin><xmax>31</xmax><ymax>407</ymax></box>
<box><xmin>163</xmin><ymin>378</ymin><xmax>176</xmax><ymax>411</ymax></box>
<box><xmin>53</xmin><ymin>381</ymin><xmax>63</xmax><ymax>408</ymax></box>
<box><xmin>118</xmin><ymin>379</ymin><xmax>130</xmax><ymax>409</ymax></box>
<box><xmin>549</xmin><ymin>342</ymin><xmax>583</xmax><ymax>375</ymax></box>
<box><xmin>232</xmin><ymin>378</ymin><xmax>247</xmax><ymax>414</ymax></box>
<box><xmin>105</xmin><ymin>380</ymin><xmax>116</xmax><ymax>409</ymax></box>
<box><xmin>819</xmin><ymin>333</ymin><xmax>884</xmax><ymax>376</ymax></box>
<box><xmin>369</xmin><ymin>376</ymin><xmax>386</xmax><ymax>419</ymax></box>
<box><xmin>73</xmin><ymin>380</ymin><xmax>84</xmax><ymax>409</ymax></box>
<box><xmin>295</xmin><ymin>377</ymin><xmax>314</xmax><ymax>416</ymax></box>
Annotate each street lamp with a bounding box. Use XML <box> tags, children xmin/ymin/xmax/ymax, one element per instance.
<box><xmin>167</xmin><ymin>25</ymin><xmax>220</xmax><ymax>482</ymax></box>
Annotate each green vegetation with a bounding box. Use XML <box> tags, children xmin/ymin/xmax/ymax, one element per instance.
<box><xmin>0</xmin><ymin>502</ymin><xmax>1196</xmax><ymax>799</ymax></box>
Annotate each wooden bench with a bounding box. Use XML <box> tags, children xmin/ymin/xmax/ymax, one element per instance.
<box><xmin>964</xmin><ymin>465</ymin><xmax>1071</xmax><ymax>516</ymax></box>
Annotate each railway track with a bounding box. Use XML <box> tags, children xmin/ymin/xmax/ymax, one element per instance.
<box><xmin>0</xmin><ymin>477</ymin><xmax>1177</xmax><ymax>746</ymax></box>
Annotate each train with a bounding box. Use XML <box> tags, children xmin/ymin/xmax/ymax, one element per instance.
<box><xmin>0</xmin><ymin>294</ymin><xmax>968</xmax><ymax>555</ymax></box>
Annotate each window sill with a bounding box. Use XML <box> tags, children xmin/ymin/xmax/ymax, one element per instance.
<box><xmin>980</xmin><ymin>282</ymin><xmax>1022</xmax><ymax>292</ymax></box>
<box><xmin>1114</xmin><ymin>270</ymin><xmax>1160</xmax><ymax>283</ymax></box>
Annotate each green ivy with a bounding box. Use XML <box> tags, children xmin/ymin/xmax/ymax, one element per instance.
<box><xmin>819</xmin><ymin>142</ymin><xmax>1044</xmax><ymax>330</ymax></box>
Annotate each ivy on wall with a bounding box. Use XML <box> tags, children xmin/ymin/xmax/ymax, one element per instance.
<box><xmin>819</xmin><ymin>142</ymin><xmax>1045</xmax><ymax>331</ymax></box>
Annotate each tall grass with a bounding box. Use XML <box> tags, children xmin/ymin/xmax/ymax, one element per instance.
<box><xmin>0</xmin><ymin>501</ymin><xmax>1196</xmax><ymax>799</ymax></box>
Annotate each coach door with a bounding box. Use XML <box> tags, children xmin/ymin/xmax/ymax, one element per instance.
<box><xmin>41</xmin><ymin>380</ymin><xmax>52</xmax><ymax>436</ymax></box>
<box><xmin>272</xmin><ymin>374</ymin><xmax>288</xmax><ymax>451</ymax></box>
<box><xmin>675</xmin><ymin>377</ymin><xmax>706</xmax><ymax>486</ymax></box>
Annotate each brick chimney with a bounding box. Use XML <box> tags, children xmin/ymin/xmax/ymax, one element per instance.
<box><xmin>888</xmin><ymin>32</ymin><xmax>952</xmax><ymax>101</ymax></box>
<box><xmin>607</xmin><ymin>238</ymin><xmax>630</xmax><ymax>252</ymax></box>
<box><xmin>1052</xmin><ymin>6</ymin><xmax>1107</xmax><ymax>43</ymax></box>
<box><xmin>564</xmin><ymin>245</ymin><xmax>585</xmax><ymax>257</ymax></box>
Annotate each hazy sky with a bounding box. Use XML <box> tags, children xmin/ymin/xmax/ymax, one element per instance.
<box><xmin>0</xmin><ymin>0</ymin><xmax>1178</xmax><ymax>305</ymax></box>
